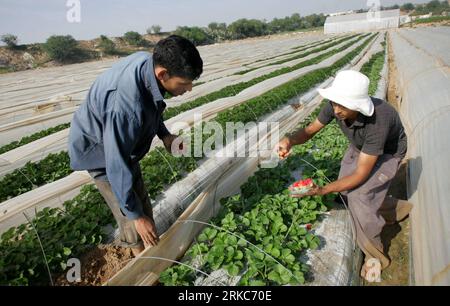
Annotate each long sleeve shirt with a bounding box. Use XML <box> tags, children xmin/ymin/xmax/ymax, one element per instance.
<box><xmin>68</xmin><ymin>52</ymin><xmax>171</xmax><ymax>219</ymax></box>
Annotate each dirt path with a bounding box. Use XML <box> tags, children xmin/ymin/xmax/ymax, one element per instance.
<box><xmin>387</xmin><ymin>32</ymin><xmax>401</xmax><ymax>112</ymax></box>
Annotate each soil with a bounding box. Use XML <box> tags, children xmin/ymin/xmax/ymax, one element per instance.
<box><xmin>387</xmin><ymin>33</ymin><xmax>401</xmax><ymax>112</ymax></box>
<box><xmin>54</xmin><ymin>244</ymin><xmax>134</xmax><ymax>286</ymax></box>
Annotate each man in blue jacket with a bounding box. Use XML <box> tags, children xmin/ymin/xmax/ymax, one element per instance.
<box><xmin>68</xmin><ymin>35</ymin><xmax>203</xmax><ymax>256</ymax></box>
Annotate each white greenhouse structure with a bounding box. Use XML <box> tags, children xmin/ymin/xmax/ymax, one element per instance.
<box><xmin>325</xmin><ymin>9</ymin><xmax>400</xmax><ymax>34</ymax></box>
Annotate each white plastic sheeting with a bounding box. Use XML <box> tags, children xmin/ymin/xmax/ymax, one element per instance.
<box><xmin>166</xmin><ymin>35</ymin><xmax>351</xmax><ymax>108</ymax></box>
<box><xmin>0</xmin><ymin>35</ymin><xmax>373</xmax><ymax>234</ymax></box>
<box><xmin>0</xmin><ymin>35</ymin><xmax>367</xmax><ymax>179</ymax></box>
<box><xmin>325</xmin><ymin>9</ymin><xmax>399</xmax><ymax>34</ymax></box>
<box><xmin>0</xmin><ymin>35</ymin><xmax>351</xmax><ymax>177</ymax></box>
<box><xmin>0</xmin><ymin>171</ymin><xmax>91</xmax><ymax>234</ymax></box>
<box><xmin>0</xmin><ymin>32</ymin><xmax>328</xmax><ymax>144</ymax></box>
<box><xmin>390</xmin><ymin>27</ymin><xmax>450</xmax><ymax>285</ymax></box>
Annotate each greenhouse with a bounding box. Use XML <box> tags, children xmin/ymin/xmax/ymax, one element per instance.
<box><xmin>324</xmin><ymin>9</ymin><xmax>400</xmax><ymax>34</ymax></box>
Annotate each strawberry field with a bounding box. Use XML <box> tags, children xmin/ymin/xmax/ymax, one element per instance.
<box><xmin>0</xmin><ymin>30</ymin><xmax>390</xmax><ymax>286</ymax></box>
<box><xmin>158</xmin><ymin>34</ymin><xmax>388</xmax><ymax>286</ymax></box>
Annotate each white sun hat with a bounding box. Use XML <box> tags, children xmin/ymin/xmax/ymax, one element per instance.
<box><xmin>318</xmin><ymin>70</ymin><xmax>374</xmax><ymax>116</ymax></box>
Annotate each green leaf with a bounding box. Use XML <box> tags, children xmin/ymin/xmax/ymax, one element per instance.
<box><xmin>284</xmin><ymin>254</ymin><xmax>296</xmax><ymax>264</ymax></box>
<box><xmin>63</xmin><ymin>247</ymin><xmax>71</xmax><ymax>256</ymax></box>
<box><xmin>309</xmin><ymin>240</ymin><xmax>319</xmax><ymax>250</ymax></box>
<box><xmin>198</xmin><ymin>232</ymin><xmax>208</xmax><ymax>242</ymax></box>
<box><xmin>264</xmin><ymin>243</ymin><xmax>273</xmax><ymax>253</ymax></box>
<box><xmin>80</xmin><ymin>235</ymin><xmax>87</xmax><ymax>244</ymax></box>
<box><xmin>292</xmin><ymin>271</ymin><xmax>305</xmax><ymax>284</ymax></box>
<box><xmin>280</xmin><ymin>270</ymin><xmax>291</xmax><ymax>284</ymax></box>
<box><xmin>226</xmin><ymin>264</ymin><xmax>241</xmax><ymax>276</ymax></box>
<box><xmin>267</xmin><ymin>271</ymin><xmax>281</xmax><ymax>283</ymax></box>
<box><xmin>270</xmin><ymin>248</ymin><xmax>281</xmax><ymax>258</ymax></box>
<box><xmin>225</xmin><ymin>235</ymin><xmax>238</xmax><ymax>246</ymax></box>
<box><xmin>308</xmin><ymin>202</ymin><xmax>317</xmax><ymax>210</ymax></box>
<box><xmin>249</xmin><ymin>279</ymin><xmax>266</xmax><ymax>286</ymax></box>
<box><xmin>281</xmin><ymin>248</ymin><xmax>291</xmax><ymax>257</ymax></box>
<box><xmin>242</xmin><ymin>218</ymin><xmax>250</xmax><ymax>226</ymax></box>
<box><xmin>237</xmin><ymin>238</ymin><xmax>247</xmax><ymax>247</ymax></box>
<box><xmin>234</xmin><ymin>250</ymin><xmax>244</xmax><ymax>260</ymax></box>
<box><xmin>253</xmin><ymin>250</ymin><xmax>265</xmax><ymax>261</ymax></box>
<box><xmin>206</xmin><ymin>228</ymin><xmax>218</xmax><ymax>240</ymax></box>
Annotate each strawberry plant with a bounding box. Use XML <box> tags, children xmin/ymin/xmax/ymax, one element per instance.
<box><xmin>0</xmin><ymin>151</ymin><xmax>72</xmax><ymax>202</ymax></box>
<box><xmin>0</xmin><ymin>123</ymin><xmax>70</xmax><ymax>155</ymax></box>
<box><xmin>268</xmin><ymin>34</ymin><xmax>360</xmax><ymax>66</ymax></box>
<box><xmin>237</xmin><ymin>35</ymin><xmax>354</xmax><ymax>75</ymax></box>
<box><xmin>0</xmin><ymin>184</ymin><xmax>114</xmax><ymax>285</ymax></box>
<box><xmin>360</xmin><ymin>49</ymin><xmax>385</xmax><ymax>95</ymax></box>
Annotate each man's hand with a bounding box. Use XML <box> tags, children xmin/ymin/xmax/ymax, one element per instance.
<box><xmin>275</xmin><ymin>120</ymin><xmax>324</xmax><ymax>160</ymax></box>
<box><xmin>276</xmin><ymin>137</ymin><xmax>292</xmax><ymax>159</ymax></box>
<box><xmin>134</xmin><ymin>216</ymin><xmax>159</xmax><ymax>247</ymax></box>
<box><xmin>162</xmin><ymin>134</ymin><xmax>184</xmax><ymax>154</ymax></box>
<box><xmin>293</xmin><ymin>152</ymin><xmax>379</xmax><ymax>198</ymax></box>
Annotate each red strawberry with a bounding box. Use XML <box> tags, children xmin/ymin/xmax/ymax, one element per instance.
<box><xmin>305</xmin><ymin>224</ymin><xmax>312</xmax><ymax>230</ymax></box>
<box><xmin>292</xmin><ymin>178</ymin><xmax>313</xmax><ymax>187</ymax></box>
<box><xmin>290</xmin><ymin>178</ymin><xmax>314</xmax><ymax>195</ymax></box>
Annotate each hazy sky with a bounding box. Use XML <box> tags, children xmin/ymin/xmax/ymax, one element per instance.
<box><xmin>0</xmin><ymin>0</ymin><xmax>430</xmax><ymax>44</ymax></box>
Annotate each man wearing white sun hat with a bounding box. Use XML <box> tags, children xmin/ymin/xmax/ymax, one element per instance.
<box><xmin>277</xmin><ymin>70</ymin><xmax>412</xmax><ymax>282</ymax></box>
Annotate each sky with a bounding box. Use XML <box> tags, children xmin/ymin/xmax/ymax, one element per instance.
<box><xmin>0</xmin><ymin>0</ymin><xmax>431</xmax><ymax>44</ymax></box>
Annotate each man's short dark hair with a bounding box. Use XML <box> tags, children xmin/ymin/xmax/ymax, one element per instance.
<box><xmin>153</xmin><ymin>35</ymin><xmax>203</xmax><ymax>81</ymax></box>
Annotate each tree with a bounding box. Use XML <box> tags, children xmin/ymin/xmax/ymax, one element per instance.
<box><xmin>1</xmin><ymin>34</ymin><xmax>18</xmax><ymax>49</ymax></box>
<box><xmin>150</xmin><ymin>25</ymin><xmax>162</xmax><ymax>34</ymax></box>
<box><xmin>207</xmin><ymin>22</ymin><xmax>228</xmax><ymax>41</ymax></box>
<box><xmin>98</xmin><ymin>35</ymin><xmax>116</xmax><ymax>55</ymax></box>
<box><xmin>426</xmin><ymin>0</ymin><xmax>442</xmax><ymax>10</ymax></box>
<box><xmin>174</xmin><ymin>26</ymin><xmax>214</xmax><ymax>45</ymax></box>
<box><xmin>228</xmin><ymin>19</ymin><xmax>268</xmax><ymax>39</ymax></box>
<box><xmin>43</xmin><ymin>35</ymin><xmax>79</xmax><ymax>62</ymax></box>
<box><xmin>401</xmin><ymin>3</ymin><xmax>415</xmax><ymax>11</ymax></box>
<box><xmin>303</xmin><ymin>14</ymin><xmax>326</xmax><ymax>28</ymax></box>
<box><xmin>123</xmin><ymin>31</ymin><xmax>144</xmax><ymax>46</ymax></box>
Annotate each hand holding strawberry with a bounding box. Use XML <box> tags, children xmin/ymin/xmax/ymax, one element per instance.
<box><xmin>289</xmin><ymin>178</ymin><xmax>323</xmax><ymax>198</ymax></box>
<box><xmin>276</xmin><ymin>137</ymin><xmax>292</xmax><ymax>159</ymax></box>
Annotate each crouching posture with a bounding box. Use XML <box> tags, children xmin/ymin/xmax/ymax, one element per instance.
<box><xmin>68</xmin><ymin>35</ymin><xmax>203</xmax><ymax>256</ymax></box>
<box><xmin>277</xmin><ymin>70</ymin><xmax>412</xmax><ymax>281</ymax></box>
